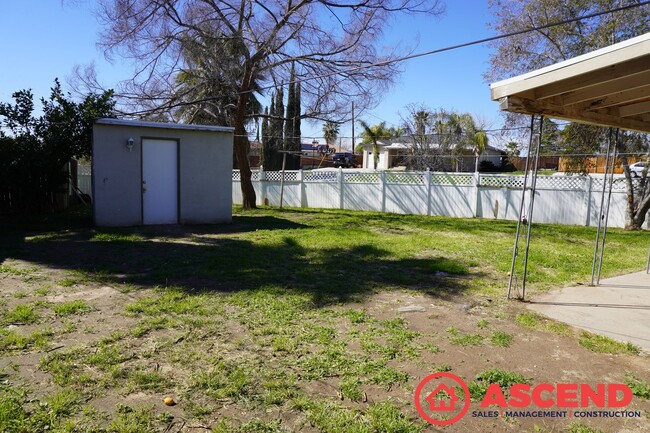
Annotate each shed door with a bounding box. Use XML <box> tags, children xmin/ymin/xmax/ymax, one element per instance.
<box><xmin>142</xmin><ymin>139</ymin><xmax>178</xmax><ymax>224</ymax></box>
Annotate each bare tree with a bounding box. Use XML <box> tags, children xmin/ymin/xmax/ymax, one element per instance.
<box><xmin>91</xmin><ymin>0</ymin><xmax>445</xmax><ymax>208</ymax></box>
<box><xmin>486</xmin><ymin>0</ymin><xmax>650</xmax><ymax>228</ymax></box>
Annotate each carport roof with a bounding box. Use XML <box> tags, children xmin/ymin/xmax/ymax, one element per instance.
<box><xmin>490</xmin><ymin>32</ymin><xmax>650</xmax><ymax>133</ymax></box>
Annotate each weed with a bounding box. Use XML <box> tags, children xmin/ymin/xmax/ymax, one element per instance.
<box><xmin>128</xmin><ymin>369</ymin><xmax>173</xmax><ymax>392</ymax></box>
<box><xmin>4</xmin><ymin>304</ymin><xmax>39</xmax><ymax>324</ymax></box>
<box><xmin>476</xmin><ymin>319</ymin><xmax>489</xmax><ymax>329</ymax></box>
<box><xmin>343</xmin><ymin>309</ymin><xmax>369</xmax><ymax>324</ymax></box>
<box><xmin>468</xmin><ymin>369</ymin><xmax>529</xmax><ymax>401</ymax></box>
<box><xmin>578</xmin><ymin>332</ymin><xmax>640</xmax><ymax>355</ymax></box>
<box><xmin>13</xmin><ymin>291</ymin><xmax>27</xmax><ymax>299</ymax></box>
<box><xmin>0</xmin><ymin>328</ymin><xmax>53</xmax><ymax>352</ymax></box>
<box><xmin>340</xmin><ymin>377</ymin><xmax>363</xmax><ymax>401</ymax></box>
<box><xmin>450</xmin><ymin>333</ymin><xmax>484</xmax><ymax>346</ymax></box>
<box><xmin>58</xmin><ymin>278</ymin><xmax>78</xmax><ymax>287</ymax></box>
<box><xmin>35</xmin><ymin>285</ymin><xmax>51</xmax><ymax>296</ymax></box>
<box><xmin>566</xmin><ymin>423</ymin><xmax>604</xmax><ymax>433</ymax></box>
<box><xmin>190</xmin><ymin>360</ymin><xmax>251</xmax><ymax>401</ymax></box>
<box><xmin>53</xmin><ymin>300</ymin><xmax>93</xmax><ymax>317</ymax></box>
<box><xmin>624</xmin><ymin>372</ymin><xmax>650</xmax><ymax>399</ymax></box>
<box><xmin>107</xmin><ymin>405</ymin><xmax>156</xmax><ymax>433</ymax></box>
<box><xmin>516</xmin><ymin>312</ymin><xmax>571</xmax><ymax>336</ymax></box>
<box><xmin>0</xmin><ymin>265</ymin><xmax>30</xmax><ymax>277</ymax></box>
<box><xmin>515</xmin><ymin>312</ymin><xmax>542</xmax><ymax>329</ymax></box>
<box><xmin>490</xmin><ymin>331</ymin><xmax>513</xmax><ymax>347</ymax></box>
<box><xmin>294</xmin><ymin>398</ymin><xmax>420</xmax><ymax>433</ymax></box>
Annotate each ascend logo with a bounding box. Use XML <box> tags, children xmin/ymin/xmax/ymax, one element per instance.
<box><xmin>413</xmin><ymin>372</ymin><xmax>470</xmax><ymax>426</ymax></box>
<box><xmin>414</xmin><ymin>373</ymin><xmax>637</xmax><ymax>426</ymax></box>
<box><xmin>480</xmin><ymin>383</ymin><xmax>633</xmax><ymax>409</ymax></box>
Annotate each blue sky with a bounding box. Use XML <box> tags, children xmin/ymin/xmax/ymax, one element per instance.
<box><xmin>0</xmin><ymin>1</ymin><xmax>505</xmax><ymax>146</ymax></box>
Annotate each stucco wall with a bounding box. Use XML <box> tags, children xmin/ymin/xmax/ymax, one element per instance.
<box><xmin>93</xmin><ymin>121</ymin><xmax>233</xmax><ymax>227</ymax></box>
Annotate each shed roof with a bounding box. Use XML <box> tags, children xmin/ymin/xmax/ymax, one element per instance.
<box><xmin>490</xmin><ymin>32</ymin><xmax>650</xmax><ymax>133</ymax></box>
<box><xmin>95</xmin><ymin>118</ymin><xmax>234</xmax><ymax>133</ymax></box>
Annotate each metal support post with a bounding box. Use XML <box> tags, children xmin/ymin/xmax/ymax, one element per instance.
<box><xmin>520</xmin><ymin>116</ymin><xmax>544</xmax><ymax>300</ymax></box>
<box><xmin>507</xmin><ymin>115</ymin><xmax>537</xmax><ymax>300</ymax></box>
<box><xmin>596</xmin><ymin>129</ymin><xmax>619</xmax><ymax>285</ymax></box>
<box><xmin>590</xmin><ymin>129</ymin><xmax>613</xmax><ymax>286</ymax></box>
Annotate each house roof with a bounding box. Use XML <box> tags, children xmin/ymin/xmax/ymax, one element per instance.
<box><xmin>490</xmin><ymin>32</ymin><xmax>650</xmax><ymax>133</ymax></box>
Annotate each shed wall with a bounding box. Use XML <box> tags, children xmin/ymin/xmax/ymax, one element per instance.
<box><xmin>93</xmin><ymin>123</ymin><xmax>232</xmax><ymax>227</ymax></box>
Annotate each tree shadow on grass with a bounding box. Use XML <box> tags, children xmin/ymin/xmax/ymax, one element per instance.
<box><xmin>2</xmin><ymin>214</ymin><xmax>476</xmax><ymax>306</ymax></box>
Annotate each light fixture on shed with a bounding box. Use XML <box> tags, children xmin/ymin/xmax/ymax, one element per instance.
<box><xmin>126</xmin><ymin>137</ymin><xmax>134</xmax><ymax>152</ymax></box>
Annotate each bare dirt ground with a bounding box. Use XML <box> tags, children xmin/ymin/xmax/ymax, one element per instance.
<box><xmin>1</xmin><ymin>255</ymin><xmax>649</xmax><ymax>432</ymax></box>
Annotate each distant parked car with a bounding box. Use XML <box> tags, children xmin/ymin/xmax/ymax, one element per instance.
<box><xmin>629</xmin><ymin>162</ymin><xmax>647</xmax><ymax>177</ymax></box>
<box><xmin>333</xmin><ymin>152</ymin><xmax>357</xmax><ymax>168</ymax></box>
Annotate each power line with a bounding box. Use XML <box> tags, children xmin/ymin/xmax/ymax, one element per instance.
<box><xmin>122</xmin><ymin>1</ymin><xmax>650</xmax><ymax>116</ymax></box>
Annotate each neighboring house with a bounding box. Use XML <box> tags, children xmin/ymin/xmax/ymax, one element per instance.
<box><xmin>361</xmin><ymin>140</ymin><xmax>410</xmax><ymax>170</ymax></box>
<box><xmin>425</xmin><ymin>384</ymin><xmax>460</xmax><ymax>411</ymax></box>
<box><xmin>301</xmin><ymin>140</ymin><xmax>335</xmax><ymax>169</ymax></box>
<box><xmin>361</xmin><ymin>139</ymin><xmax>507</xmax><ymax>171</ymax></box>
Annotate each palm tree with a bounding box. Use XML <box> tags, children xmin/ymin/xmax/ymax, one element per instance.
<box><xmin>358</xmin><ymin>121</ymin><xmax>402</xmax><ymax>169</ymax></box>
<box><xmin>473</xmin><ymin>130</ymin><xmax>489</xmax><ymax>173</ymax></box>
<box><xmin>322</xmin><ymin>121</ymin><xmax>340</xmax><ymax>148</ymax></box>
<box><xmin>173</xmin><ymin>30</ymin><xmax>262</xmax><ymax>127</ymax></box>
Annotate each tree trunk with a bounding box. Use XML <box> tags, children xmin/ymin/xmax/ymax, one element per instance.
<box><xmin>619</xmin><ymin>150</ymin><xmax>650</xmax><ymax>230</ymax></box>
<box><xmin>234</xmin><ymin>66</ymin><xmax>257</xmax><ymax>209</ymax></box>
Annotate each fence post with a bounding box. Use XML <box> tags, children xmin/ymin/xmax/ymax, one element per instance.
<box><xmin>425</xmin><ymin>169</ymin><xmax>431</xmax><ymax>216</ymax></box>
<box><xmin>298</xmin><ymin>169</ymin><xmax>305</xmax><ymax>208</ymax></box>
<box><xmin>338</xmin><ymin>167</ymin><xmax>344</xmax><ymax>209</ymax></box>
<box><xmin>259</xmin><ymin>166</ymin><xmax>266</xmax><ymax>206</ymax></box>
<box><xmin>584</xmin><ymin>175</ymin><xmax>592</xmax><ymax>226</ymax></box>
<box><xmin>380</xmin><ymin>171</ymin><xmax>387</xmax><ymax>213</ymax></box>
<box><xmin>473</xmin><ymin>172</ymin><xmax>480</xmax><ymax>218</ymax></box>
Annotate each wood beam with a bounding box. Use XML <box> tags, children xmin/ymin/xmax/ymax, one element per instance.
<box><xmin>533</xmin><ymin>57</ymin><xmax>650</xmax><ymax>100</ymax></box>
<box><xmin>499</xmin><ymin>96</ymin><xmax>650</xmax><ymax>134</ymax></box>
<box><xmin>577</xmin><ymin>84</ymin><xmax>650</xmax><ymax>110</ymax></box>
<box><xmin>620</xmin><ymin>100</ymin><xmax>650</xmax><ymax>117</ymax></box>
<box><xmin>491</xmin><ymin>53</ymin><xmax>650</xmax><ymax>100</ymax></box>
<box><xmin>553</xmin><ymin>70</ymin><xmax>650</xmax><ymax>106</ymax></box>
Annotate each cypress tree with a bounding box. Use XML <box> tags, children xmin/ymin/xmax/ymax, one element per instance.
<box><xmin>261</xmin><ymin>106</ymin><xmax>269</xmax><ymax>168</ymax></box>
<box><xmin>285</xmin><ymin>64</ymin><xmax>302</xmax><ymax>169</ymax></box>
<box><xmin>293</xmin><ymin>80</ymin><xmax>302</xmax><ymax>168</ymax></box>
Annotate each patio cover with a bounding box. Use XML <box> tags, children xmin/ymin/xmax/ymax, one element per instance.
<box><xmin>490</xmin><ymin>32</ymin><xmax>650</xmax><ymax>133</ymax></box>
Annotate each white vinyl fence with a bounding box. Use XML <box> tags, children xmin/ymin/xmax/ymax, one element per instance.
<box><xmin>233</xmin><ymin>169</ymin><xmax>648</xmax><ymax>229</ymax></box>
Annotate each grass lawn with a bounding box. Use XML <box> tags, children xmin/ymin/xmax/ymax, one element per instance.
<box><xmin>0</xmin><ymin>205</ymin><xmax>648</xmax><ymax>433</ymax></box>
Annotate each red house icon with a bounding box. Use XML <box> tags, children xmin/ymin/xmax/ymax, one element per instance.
<box><xmin>426</xmin><ymin>384</ymin><xmax>460</xmax><ymax>411</ymax></box>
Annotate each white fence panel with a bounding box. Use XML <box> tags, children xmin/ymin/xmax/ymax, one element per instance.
<box><xmin>385</xmin><ymin>184</ymin><xmax>428</xmax><ymax>215</ymax></box>
<box><xmin>343</xmin><ymin>182</ymin><xmax>382</xmax><ymax>212</ymax></box>
<box><xmin>430</xmin><ymin>185</ymin><xmax>474</xmax><ymax>218</ymax></box>
<box><xmin>230</xmin><ymin>169</ymin><xmax>648</xmax><ymax>229</ymax></box>
<box><xmin>303</xmin><ymin>182</ymin><xmax>340</xmax><ymax>209</ymax></box>
<box><xmin>264</xmin><ymin>183</ymin><xmax>302</xmax><ymax>207</ymax></box>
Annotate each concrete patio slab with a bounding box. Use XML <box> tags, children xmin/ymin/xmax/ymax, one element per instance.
<box><xmin>528</xmin><ymin>270</ymin><xmax>650</xmax><ymax>352</ymax></box>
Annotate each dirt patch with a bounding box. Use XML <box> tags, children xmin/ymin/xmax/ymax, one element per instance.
<box><xmin>1</xmin><ymin>243</ymin><xmax>649</xmax><ymax>432</ymax></box>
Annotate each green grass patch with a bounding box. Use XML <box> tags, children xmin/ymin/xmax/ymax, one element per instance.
<box><xmin>0</xmin><ymin>265</ymin><xmax>30</xmax><ymax>277</ymax></box>
<box><xmin>469</xmin><ymin>369</ymin><xmax>530</xmax><ymax>401</ymax></box>
<box><xmin>624</xmin><ymin>372</ymin><xmax>650</xmax><ymax>399</ymax></box>
<box><xmin>91</xmin><ymin>232</ymin><xmax>147</xmax><ymax>242</ymax></box>
<box><xmin>578</xmin><ymin>332</ymin><xmax>640</xmax><ymax>355</ymax></box>
<box><xmin>293</xmin><ymin>397</ymin><xmax>420</xmax><ymax>433</ymax></box>
<box><xmin>53</xmin><ymin>300</ymin><xmax>93</xmax><ymax>317</ymax></box>
<box><xmin>0</xmin><ymin>328</ymin><xmax>53</xmax><ymax>352</ymax></box>
<box><xmin>3</xmin><ymin>304</ymin><xmax>39</xmax><ymax>324</ymax></box>
<box><xmin>515</xmin><ymin>312</ymin><xmax>571</xmax><ymax>335</ymax></box>
<box><xmin>566</xmin><ymin>423</ymin><xmax>604</xmax><ymax>433</ymax></box>
<box><xmin>490</xmin><ymin>331</ymin><xmax>513</xmax><ymax>347</ymax></box>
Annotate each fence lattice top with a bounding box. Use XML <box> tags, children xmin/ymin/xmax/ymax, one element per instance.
<box><xmin>233</xmin><ymin>170</ymin><xmax>638</xmax><ymax>192</ymax></box>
